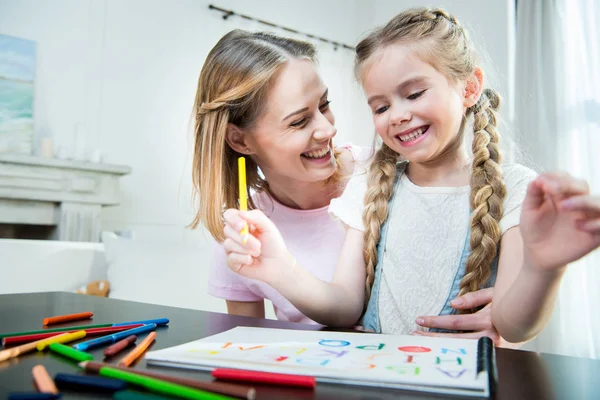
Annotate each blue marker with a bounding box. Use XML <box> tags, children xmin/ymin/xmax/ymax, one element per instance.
<box><xmin>8</xmin><ymin>394</ymin><xmax>61</xmax><ymax>400</ymax></box>
<box><xmin>112</xmin><ymin>318</ymin><xmax>169</xmax><ymax>327</ymax></box>
<box><xmin>54</xmin><ymin>373</ymin><xmax>126</xmax><ymax>392</ymax></box>
<box><xmin>74</xmin><ymin>323</ymin><xmax>157</xmax><ymax>351</ymax></box>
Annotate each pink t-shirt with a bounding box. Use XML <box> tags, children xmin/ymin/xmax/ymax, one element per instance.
<box><xmin>208</xmin><ymin>145</ymin><xmax>371</xmax><ymax>325</ymax></box>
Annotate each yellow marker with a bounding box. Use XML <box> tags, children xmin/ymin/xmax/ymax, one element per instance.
<box><xmin>36</xmin><ymin>330</ymin><xmax>86</xmax><ymax>351</ymax></box>
<box><xmin>238</xmin><ymin>156</ymin><xmax>249</xmax><ymax>244</ymax></box>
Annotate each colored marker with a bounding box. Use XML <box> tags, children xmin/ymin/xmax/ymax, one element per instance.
<box><xmin>104</xmin><ymin>335</ymin><xmax>137</xmax><ymax>357</ymax></box>
<box><xmin>54</xmin><ymin>373</ymin><xmax>126</xmax><ymax>392</ymax></box>
<box><xmin>80</xmin><ymin>361</ymin><xmax>256</xmax><ymax>399</ymax></box>
<box><xmin>36</xmin><ymin>330</ymin><xmax>86</xmax><ymax>351</ymax></box>
<box><xmin>211</xmin><ymin>368</ymin><xmax>316</xmax><ymax>389</ymax></box>
<box><xmin>48</xmin><ymin>343</ymin><xmax>94</xmax><ymax>362</ymax></box>
<box><xmin>98</xmin><ymin>366</ymin><xmax>233</xmax><ymax>400</ymax></box>
<box><xmin>0</xmin><ymin>324</ymin><xmax>112</xmax><ymax>339</ymax></box>
<box><xmin>112</xmin><ymin>318</ymin><xmax>169</xmax><ymax>327</ymax></box>
<box><xmin>238</xmin><ymin>157</ymin><xmax>249</xmax><ymax>244</ymax></box>
<box><xmin>3</xmin><ymin>324</ymin><xmax>144</xmax><ymax>346</ymax></box>
<box><xmin>113</xmin><ymin>390</ymin><xmax>172</xmax><ymax>400</ymax></box>
<box><xmin>43</xmin><ymin>312</ymin><xmax>93</xmax><ymax>326</ymax></box>
<box><xmin>7</xmin><ymin>393</ymin><xmax>61</xmax><ymax>400</ymax></box>
<box><xmin>74</xmin><ymin>324</ymin><xmax>157</xmax><ymax>352</ymax></box>
<box><xmin>117</xmin><ymin>332</ymin><xmax>156</xmax><ymax>367</ymax></box>
<box><xmin>32</xmin><ymin>365</ymin><xmax>59</xmax><ymax>394</ymax></box>
<box><xmin>0</xmin><ymin>337</ymin><xmax>57</xmax><ymax>363</ymax></box>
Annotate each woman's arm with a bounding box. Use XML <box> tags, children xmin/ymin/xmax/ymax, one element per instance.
<box><xmin>226</xmin><ymin>300</ymin><xmax>265</xmax><ymax>319</ymax></box>
<box><xmin>222</xmin><ymin>209</ymin><xmax>366</xmax><ymax>327</ymax></box>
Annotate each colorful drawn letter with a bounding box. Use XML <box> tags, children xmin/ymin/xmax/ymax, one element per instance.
<box><xmin>318</xmin><ymin>340</ymin><xmax>351</xmax><ymax>347</ymax></box>
<box><xmin>356</xmin><ymin>343</ymin><xmax>385</xmax><ymax>350</ymax></box>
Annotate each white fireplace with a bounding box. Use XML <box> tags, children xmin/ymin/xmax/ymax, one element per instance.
<box><xmin>0</xmin><ymin>154</ymin><xmax>130</xmax><ymax>242</ymax></box>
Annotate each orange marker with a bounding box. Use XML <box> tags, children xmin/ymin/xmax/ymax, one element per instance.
<box><xmin>32</xmin><ymin>364</ymin><xmax>59</xmax><ymax>394</ymax></box>
<box><xmin>117</xmin><ymin>332</ymin><xmax>156</xmax><ymax>367</ymax></box>
<box><xmin>0</xmin><ymin>337</ymin><xmax>57</xmax><ymax>363</ymax></box>
<box><xmin>43</xmin><ymin>312</ymin><xmax>93</xmax><ymax>326</ymax></box>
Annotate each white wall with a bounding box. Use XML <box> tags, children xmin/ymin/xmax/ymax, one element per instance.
<box><xmin>0</xmin><ymin>0</ymin><xmax>513</xmax><ymax>247</ymax></box>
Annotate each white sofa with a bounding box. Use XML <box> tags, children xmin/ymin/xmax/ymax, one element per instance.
<box><xmin>0</xmin><ymin>235</ymin><xmax>275</xmax><ymax>318</ymax></box>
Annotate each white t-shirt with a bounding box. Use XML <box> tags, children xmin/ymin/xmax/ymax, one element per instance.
<box><xmin>329</xmin><ymin>163</ymin><xmax>537</xmax><ymax>334</ymax></box>
<box><xmin>208</xmin><ymin>145</ymin><xmax>372</xmax><ymax>325</ymax></box>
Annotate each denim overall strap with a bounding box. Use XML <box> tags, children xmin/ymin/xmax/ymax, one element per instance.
<box><xmin>431</xmin><ymin>226</ymin><xmax>500</xmax><ymax>333</ymax></box>
<box><xmin>361</xmin><ymin>162</ymin><xmax>406</xmax><ymax>333</ymax></box>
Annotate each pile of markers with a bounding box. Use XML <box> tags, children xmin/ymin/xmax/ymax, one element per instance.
<box><xmin>1</xmin><ymin>312</ymin><xmax>257</xmax><ymax>400</ymax></box>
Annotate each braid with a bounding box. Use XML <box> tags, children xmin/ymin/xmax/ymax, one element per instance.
<box><xmin>362</xmin><ymin>144</ymin><xmax>399</xmax><ymax>306</ymax></box>
<box><xmin>459</xmin><ymin>89</ymin><xmax>507</xmax><ymax>311</ymax></box>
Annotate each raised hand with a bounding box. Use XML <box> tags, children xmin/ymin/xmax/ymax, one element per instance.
<box><xmin>520</xmin><ymin>173</ymin><xmax>600</xmax><ymax>271</ymax></box>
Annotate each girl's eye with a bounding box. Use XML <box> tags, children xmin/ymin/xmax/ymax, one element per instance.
<box><xmin>290</xmin><ymin>118</ymin><xmax>308</xmax><ymax>128</ymax></box>
<box><xmin>407</xmin><ymin>90</ymin><xmax>426</xmax><ymax>100</ymax></box>
<box><xmin>319</xmin><ymin>100</ymin><xmax>331</xmax><ymax>111</ymax></box>
<box><xmin>374</xmin><ymin>105</ymin><xmax>389</xmax><ymax>115</ymax></box>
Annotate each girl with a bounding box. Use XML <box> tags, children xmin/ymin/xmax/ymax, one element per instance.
<box><xmin>221</xmin><ymin>8</ymin><xmax>600</xmax><ymax>342</ymax></box>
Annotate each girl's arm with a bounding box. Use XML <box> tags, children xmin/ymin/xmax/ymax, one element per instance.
<box><xmin>492</xmin><ymin>173</ymin><xmax>600</xmax><ymax>343</ymax></box>
<box><xmin>226</xmin><ymin>300</ymin><xmax>265</xmax><ymax>319</ymax></box>
<box><xmin>222</xmin><ymin>209</ymin><xmax>366</xmax><ymax>327</ymax></box>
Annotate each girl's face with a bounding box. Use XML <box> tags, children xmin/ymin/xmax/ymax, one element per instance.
<box><xmin>243</xmin><ymin>59</ymin><xmax>337</xmax><ymax>185</ymax></box>
<box><xmin>362</xmin><ymin>43</ymin><xmax>473</xmax><ymax>164</ymax></box>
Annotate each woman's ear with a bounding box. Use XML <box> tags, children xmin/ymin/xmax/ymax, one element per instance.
<box><xmin>225</xmin><ymin>123</ymin><xmax>253</xmax><ymax>155</ymax></box>
<box><xmin>463</xmin><ymin>67</ymin><xmax>484</xmax><ymax>109</ymax></box>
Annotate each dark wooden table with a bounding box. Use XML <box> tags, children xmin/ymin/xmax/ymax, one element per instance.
<box><xmin>0</xmin><ymin>292</ymin><xmax>596</xmax><ymax>399</ymax></box>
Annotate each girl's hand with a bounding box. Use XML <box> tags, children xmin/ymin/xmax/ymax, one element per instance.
<box><xmin>520</xmin><ymin>173</ymin><xmax>600</xmax><ymax>272</ymax></box>
<box><xmin>222</xmin><ymin>209</ymin><xmax>292</xmax><ymax>282</ymax></box>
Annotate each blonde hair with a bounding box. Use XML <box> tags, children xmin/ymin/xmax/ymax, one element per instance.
<box><xmin>356</xmin><ymin>8</ymin><xmax>507</xmax><ymax>312</ymax></box>
<box><xmin>190</xmin><ymin>30</ymin><xmax>342</xmax><ymax>242</ymax></box>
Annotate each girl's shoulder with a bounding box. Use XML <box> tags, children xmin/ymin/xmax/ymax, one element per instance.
<box><xmin>502</xmin><ymin>163</ymin><xmax>538</xmax><ymax>190</ymax></box>
<box><xmin>336</xmin><ymin>144</ymin><xmax>373</xmax><ymax>176</ymax></box>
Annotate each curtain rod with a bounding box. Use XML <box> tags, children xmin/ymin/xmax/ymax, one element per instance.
<box><xmin>208</xmin><ymin>4</ymin><xmax>355</xmax><ymax>51</ymax></box>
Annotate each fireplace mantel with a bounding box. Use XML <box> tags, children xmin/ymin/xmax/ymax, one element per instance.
<box><xmin>0</xmin><ymin>154</ymin><xmax>131</xmax><ymax>242</ymax></box>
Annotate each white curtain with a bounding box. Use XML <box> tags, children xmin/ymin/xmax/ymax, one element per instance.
<box><xmin>515</xmin><ymin>0</ymin><xmax>600</xmax><ymax>358</ymax></box>
<box><xmin>210</xmin><ymin>12</ymin><xmax>373</xmax><ymax>148</ymax></box>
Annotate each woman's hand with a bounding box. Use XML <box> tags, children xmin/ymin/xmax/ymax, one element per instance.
<box><xmin>413</xmin><ymin>288</ymin><xmax>521</xmax><ymax>348</ymax></box>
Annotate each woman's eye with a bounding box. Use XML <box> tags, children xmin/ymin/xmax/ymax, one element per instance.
<box><xmin>374</xmin><ymin>105</ymin><xmax>389</xmax><ymax>115</ymax></box>
<box><xmin>290</xmin><ymin>118</ymin><xmax>308</xmax><ymax>128</ymax></box>
<box><xmin>319</xmin><ymin>100</ymin><xmax>331</xmax><ymax>111</ymax></box>
<box><xmin>407</xmin><ymin>90</ymin><xmax>426</xmax><ymax>100</ymax></box>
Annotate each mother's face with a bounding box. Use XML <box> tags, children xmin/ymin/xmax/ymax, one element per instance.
<box><xmin>244</xmin><ymin>59</ymin><xmax>337</xmax><ymax>184</ymax></box>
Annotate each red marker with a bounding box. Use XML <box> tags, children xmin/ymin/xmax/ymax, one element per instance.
<box><xmin>211</xmin><ymin>368</ymin><xmax>316</xmax><ymax>389</ymax></box>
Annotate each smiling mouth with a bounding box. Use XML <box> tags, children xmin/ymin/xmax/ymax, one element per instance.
<box><xmin>301</xmin><ymin>146</ymin><xmax>331</xmax><ymax>159</ymax></box>
<box><xmin>396</xmin><ymin>126</ymin><xmax>429</xmax><ymax>142</ymax></box>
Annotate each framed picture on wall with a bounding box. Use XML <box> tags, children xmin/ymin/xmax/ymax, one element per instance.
<box><xmin>0</xmin><ymin>34</ymin><xmax>36</xmax><ymax>154</ymax></box>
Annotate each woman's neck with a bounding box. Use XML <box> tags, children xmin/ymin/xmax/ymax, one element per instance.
<box><xmin>406</xmin><ymin>145</ymin><xmax>472</xmax><ymax>187</ymax></box>
<box><xmin>263</xmin><ymin>175</ymin><xmax>341</xmax><ymax>210</ymax></box>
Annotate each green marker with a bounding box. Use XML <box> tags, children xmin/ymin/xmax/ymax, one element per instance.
<box><xmin>113</xmin><ymin>390</ymin><xmax>172</xmax><ymax>400</ymax></box>
<box><xmin>99</xmin><ymin>367</ymin><xmax>234</xmax><ymax>400</ymax></box>
<box><xmin>49</xmin><ymin>342</ymin><xmax>94</xmax><ymax>362</ymax></box>
<box><xmin>0</xmin><ymin>324</ymin><xmax>112</xmax><ymax>338</ymax></box>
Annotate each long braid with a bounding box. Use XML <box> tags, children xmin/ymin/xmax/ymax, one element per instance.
<box><xmin>362</xmin><ymin>144</ymin><xmax>399</xmax><ymax>305</ymax></box>
<box><xmin>459</xmin><ymin>88</ymin><xmax>507</xmax><ymax>310</ymax></box>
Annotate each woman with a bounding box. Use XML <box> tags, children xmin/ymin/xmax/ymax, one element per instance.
<box><xmin>190</xmin><ymin>29</ymin><xmax>500</xmax><ymax>342</ymax></box>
